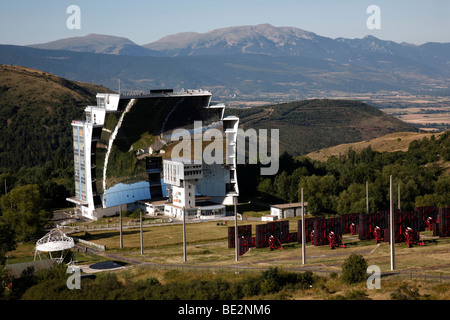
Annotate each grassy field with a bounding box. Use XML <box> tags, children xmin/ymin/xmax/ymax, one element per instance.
<box><xmin>6</xmin><ymin>215</ymin><xmax>450</xmax><ymax>300</ymax></box>
<box><xmin>71</xmin><ymin>220</ymin><xmax>450</xmax><ymax>300</ymax></box>
<box><xmin>381</xmin><ymin>106</ymin><xmax>450</xmax><ymax>125</ymax></box>
<box><xmin>69</xmin><ymin>217</ymin><xmax>450</xmax><ymax>277</ymax></box>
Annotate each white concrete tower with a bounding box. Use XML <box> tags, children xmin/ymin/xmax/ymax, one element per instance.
<box><xmin>163</xmin><ymin>158</ymin><xmax>203</xmax><ymax>219</ymax></box>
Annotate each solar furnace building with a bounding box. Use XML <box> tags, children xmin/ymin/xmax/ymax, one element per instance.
<box><xmin>67</xmin><ymin>89</ymin><xmax>239</xmax><ymax>220</ymax></box>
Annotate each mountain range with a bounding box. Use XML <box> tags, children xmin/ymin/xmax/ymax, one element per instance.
<box><xmin>29</xmin><ymin>24</ymin><xmax>450</xmax><ymax>64</ymax></box>
<box><xmin>1</xmin><ymin>23</ymin><xmax>449</xmax><ymax>101</ymax></box>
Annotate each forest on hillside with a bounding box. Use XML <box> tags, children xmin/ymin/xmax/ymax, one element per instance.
<box><xmin>0</xmin><ymin>65</ymin><xmax>112</xmax><ymax>169</ymax></box>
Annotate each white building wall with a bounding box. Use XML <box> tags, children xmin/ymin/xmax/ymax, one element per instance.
<box><xmin>164</xmin><ymin>204</ymin><xmax>184</xmax><ymax>219</ymax></box>
<box><xmin>96</xmin><ymin>93</ymin><xmax>121</xmax><ymax>112</ymax></box>
<box><xmin>284</xmin><ymin>209</ymin><xmax>295</xmax><ymax>218</ymax></box>
<box><xmin>83</xmin><ymin>123</ymin><xmax>94</xmax><ymax>212</ymax></box>
<box><xmin>270</xmin><ymin>207</ymin><xmax>303</xmax><ymax>219</ymax></box>
<box><xmin>196</xmin><ymin>164</ymin><xmax>227</xmax><ymax>197</ymax></box>
<box><xmin>85</xmin><ymin>106</ymin><xmax>107</xmax><ymax>125</ymax></box>
<box><xmin>172</xmin><ymin>181</ymin><xmax>196</xmax><ymax>208</ymax></box>
<box><xmin>91</xmin><ymin>205</ymin><xmax>124</xmax><ymax>220</ymax></box>
<box><xmin>223</xmin><ymin>116</ymin><xmax>239</xmax><ymax>204</ymax></box>
<box><xmin>271</xmin><ymin>207</ymin><xmax>282</xmax><ymax>218</ymax></box>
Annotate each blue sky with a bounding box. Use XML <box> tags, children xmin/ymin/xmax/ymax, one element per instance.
<box><xmin>0</xmin><ymin>0</ymin><xmax>449</xmax><ymax>45</ymax></box>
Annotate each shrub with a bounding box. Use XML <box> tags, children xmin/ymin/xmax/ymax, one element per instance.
<box><xmin>129</xmin><ymin>208</ymin><xmax>142</xmax><ymax>219</ymax></box>
<box><xmin>241</xmin><ymin>276</ymin><xmax>261</xmax><ymax>297</ymax></box>
<box><xmin>18</xmin><ymin>268</ymin><xmax>318</xmax><ymax>300</ymax></box>
<box><xmin>259</xmin><ymin>268</ymin><xmax>316</xmax><ymax>295</ymax></box>
<box><xmin>329</xmin><ymin>272</ymin><xmax>339</xmax><ymax>280</ymax></box>
<box><xmin>330</xmin><ymin>289</ymin><xmax>371</xmax><ymax>300</ymax></box>
<box><xmin>341</xmin><ymin>254</ymin><xmax>368</xmax><ymax>284</ymax></box>
<box><xmin>259</xmin><ymin>268</ymin><xmax>281</xmax><ymax>294</ymax></box>
<box><xmin>390</xmin><ymin>283</ymin><xmax>431</xmax><ymax>300</ymax></box>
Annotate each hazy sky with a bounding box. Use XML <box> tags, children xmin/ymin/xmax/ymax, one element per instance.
<box><xmin>1</xmin><ymin>0</ymin><xmax>449</xmax><ymax>46</ymax></box>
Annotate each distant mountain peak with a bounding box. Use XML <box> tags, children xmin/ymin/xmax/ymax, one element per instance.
<box><xmin>144</xmin><ymin>23</ymin><xmax>321</xmax><ymax>56</ymax></box>
<box><xmin>362</xmin><ymin>35</ymin><xmax>379</xmax><ymax>40</ymax></box>
<box><xmin>28</xmin><ymin>33</ymin><xmax>165</xmax><ymax>57</ymax></box>
<box><xmin>84</xmin><ymin>33</ymin><xmax>134</xmax><ymax>42</ymax></box>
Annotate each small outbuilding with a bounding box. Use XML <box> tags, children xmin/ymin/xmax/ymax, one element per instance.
<box><xmin>270</xmin><ymin>202</ymin><xmax>308</xmax><ymax>219</ymax></box>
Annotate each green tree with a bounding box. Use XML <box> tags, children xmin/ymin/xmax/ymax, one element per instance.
<box><xmin>286</xmin><ymin>167</ymin><xmax>308</xmax><ymax>202</ymax></box>
<box><xmin>433</xmin><ymin>175</ymin><xmax>450</xmax><ymax>207</ymax></box>
<box><xmin>415</xmin><ymin>175</ymin><xmax>450</xmax><ymax>208</ymax></box>
<box><xmin>257</xmin><ymin>178</ymin><xmax>274</xmax><ymax>201</ymax></box>
<box><xmin>341</xmin><ymin>254</ymin><xmax>368</xmax><ymax>284</ymax></box>
<box><xmin>298</xmin><ymin>175</ymin><xmax>338</xmax><ymax>215</ymax></box>
<box><xmin>0</xmin><ymin>184</ymin><xmax>52</xmax><ymax>241</ymax></box>
<box><xmin>0</xmin><ymin>219</ymin><xmax>16</xmax><ymax>264</ymax></box>
<box><xmin>415</xmin><ymin>193</ymin><xmax>443</xmax><ymax>208</ymax></box>
<box><xmin>337</xmin><ymin>183</ymin><xmax>371</xmax><ymax>214</ymax></box>
<box><xmin>381</xmin><ymin>164</ymin><xmax>434</xmax><ymax>211</ymax></box>
<box><xmin>274</xmin><ymin>171</ymin><xmax>290</xmax><ymax>202</ymax></box>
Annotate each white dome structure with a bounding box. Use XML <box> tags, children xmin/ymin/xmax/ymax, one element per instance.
<box><xmin>34</xmin><ymin>229</ymin><xmax>75</xmax><ymax>264</ymax></box>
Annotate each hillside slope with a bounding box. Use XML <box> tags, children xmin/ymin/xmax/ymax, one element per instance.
<box><xmin>0</xmin><ymin>65</ymin><xmax>113</xmax><ymax>169</ymax></box>
<box><xmin>305</xmin><ymin>131</ymin><xmax>440</xmax><ymax>162</ymax></box>
<box><xmin>226</xmin><ymin>99</ymin><xmax>418</xmax><ymax>156</ymax></box>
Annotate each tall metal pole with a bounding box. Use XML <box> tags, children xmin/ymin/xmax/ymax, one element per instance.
<box><xmin>301</xmin><ymin>188</ymin><xmax>306</xmax><ymax>265</ymax></box>
<box><xmin>183</xmin><ymin>206</ymin><xmax>187</xmax><ymax>262</ymax></box>
<box><xmin>119</xmin><ymin>206</ymin><xmax>123</xmax><ymax>249</ymax></box>
<box><xmin>366</xmin><ymin>180</ymin><xmax>369</xmax><ymax>214</ymax></box>
<box><xmin>140</xmin><ymin>210</ymin><xmax>144</xmax><ymax>255</ymax></box>
<box><xmin>390</xmin><ymin>175</ymin><xmax>395</xmax><ymax>270</ymax></box>
<box><xmin>234</xmin><ymin>196</ymin><xmax>239</xmax><ymax>262</ymax></box>
<box><xmin>398</xmin><ymin>182</ymin><xmax>401</xmax><ymax>211</ymax></box>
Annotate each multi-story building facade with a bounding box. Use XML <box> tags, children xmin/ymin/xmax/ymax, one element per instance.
<box><xmin>67</xmin><ymin>90</ymin><xmax>239</xmax><ymax>220</ymax></box>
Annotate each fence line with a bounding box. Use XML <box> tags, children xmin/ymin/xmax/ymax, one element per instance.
<box><xmin>58</xmin><ymin>218</ymin><xmax>172</xmax><ymax>231</ymax></box>
<box><xmin>73</xmin><ymin>238</ymin><xmax>106</xmax><ymax>251</ymax></box>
